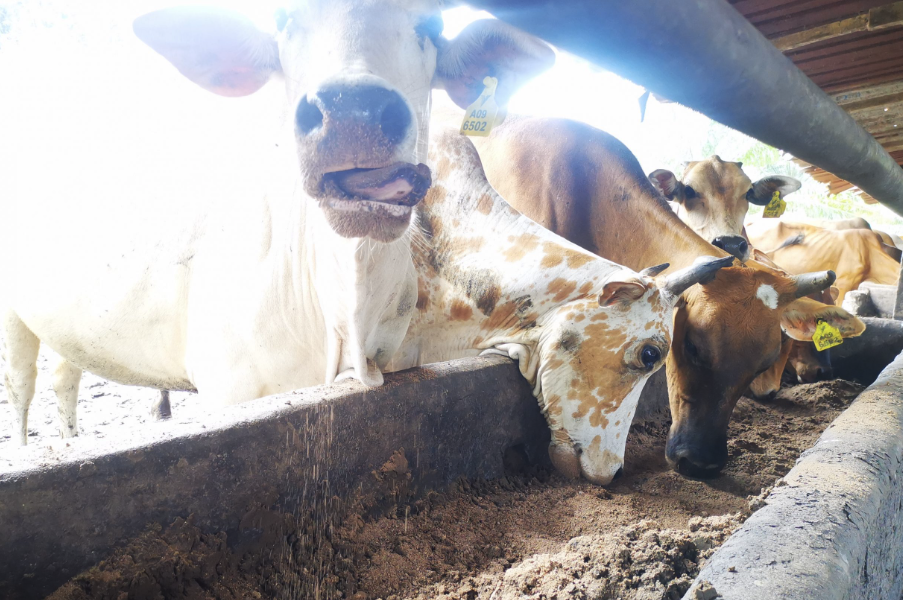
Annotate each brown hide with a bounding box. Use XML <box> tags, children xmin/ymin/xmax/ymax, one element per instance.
<box><xmin>747</xmin><ymin>220</ymin><xmax>900</xmax><ymax>300</ymax></box>
<box><xmin>472</xmin><ymin>117</ymin><xmax>863</xmax><ymax>477</ymax></box>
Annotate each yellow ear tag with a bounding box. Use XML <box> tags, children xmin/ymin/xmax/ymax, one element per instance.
<box><xmin>460</xmin><ymin>76</ymin><xmax>502</xmax><ymax>137</ymax></box>
<box><xmin>762</xmin><ymin>190</ymin><xmax>786</xmax><ymax>218</ymax></box>
<box><xmin>812</xmin><ymin>318</ymin><xmax>843</xmax><ymax>351</ymax></box>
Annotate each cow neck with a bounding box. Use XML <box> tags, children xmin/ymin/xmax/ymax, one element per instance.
<box><xmin>477</xmin><ymin>118</ymin><xmax>730</xmax><ymax>275</ymax></box>
<box><xmin>396</xmin><ymin>131</ymin><xmax>628</xmax><ymax>376</ymax></box>
<box><xmin>295</xmin><ymin>182</ymin><xmax>417</xmax><ymax>387</ymax></box>
<box><xmin>600</xmin><ymin>194</ymin><xmax>729</xmax><ymax>272</ymax></box>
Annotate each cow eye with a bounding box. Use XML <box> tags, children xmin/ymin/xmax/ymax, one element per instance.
<box><xmin>684</xmin><ymin>338</ymin><xmax>700</xmax><ymax>362</ymax></box>
<box><xmin>684</xmin><ymin>185</ymin><xmax>697</xmax><ymax>199</ymax></box>
<box><xmin>641</xmin><ymin>345</ymin><xmax>661</xmax><ymax>370</ymax></box>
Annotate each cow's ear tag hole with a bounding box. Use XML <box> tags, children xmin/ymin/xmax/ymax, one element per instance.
<box><xmin>762</xmin><ymin>190</ymin><xmax>786</xmax><ymax>218</ymax></box>
<box><xmin>460</xmin><ymin>76</ymin><xmax>503</xmax><ymax>137</ymax></box>
<box><xmin>813</xmin><ymin>318</ymin><xmax>843</xmax><ymax>351</ymax></box>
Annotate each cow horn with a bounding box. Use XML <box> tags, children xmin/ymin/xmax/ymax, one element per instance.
<box><xmin>661</xmin><ymin>256</ymin><xmax>734</xmax><ymax>299</ymax></box>
<box><xmin>640</xmin><ymin>263</ymin><xmax>670</xmax><ymax>278</ymax></box>
<box><xmin>792</xmin><ymin>270</ymin><xmax>836</xmax><ymax>298</ymax></box>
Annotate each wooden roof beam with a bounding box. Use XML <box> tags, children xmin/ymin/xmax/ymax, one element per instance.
<box><xmin>834</xmin><ymin>81</ymin><xmax>903</xmax><ymax>112</ymax></box>
<box><xmin>773</xmin><ymin>2</ymin><xmax>903</xmax><ymax>53</ymax></box>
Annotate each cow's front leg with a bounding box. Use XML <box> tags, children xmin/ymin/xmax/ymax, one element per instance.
<box><xmin>2</xmin><ymin>310</ymin><xmax>41</xmax><ymax>445</ymax></box>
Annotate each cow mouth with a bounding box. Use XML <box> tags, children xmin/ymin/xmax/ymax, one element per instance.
<box><xmin>319</xmin><ymin>162</ymin><xmax>432</xmax><ymax>215</ymax></box>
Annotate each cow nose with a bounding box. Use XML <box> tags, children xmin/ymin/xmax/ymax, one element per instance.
<box><xmin>711</xmin><ymin>235</ymin><xmax>749</xmax><ymax>261</ymax></box>
<box><xmin>296</xmin><ymin>84</ymin><xmax>412</xmax><ymax>144</ymax></box>
<box><xmin>666</xmin><ymin>441</ymin><xmax>727</xmax><ymax>479</ymax></box>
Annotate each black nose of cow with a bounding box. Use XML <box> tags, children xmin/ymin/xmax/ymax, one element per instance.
<box><xmin>295</xmin><ymin>84</ymin><xmax>412</xmax><ymax>145</ymax></box>
<box><xmin>666</xmin><ymin>438</ymin><xmax>727</xmax><ymax>479</ymax></box>
<box><xmin>816</xmin><ymin>366</ymin><xmax>834</xmax><ymax>381</ymax></box>
<box><xmin>711</xmin><ymin>235</ymin><xmax>749</xmax><ymax>261</ymax></box>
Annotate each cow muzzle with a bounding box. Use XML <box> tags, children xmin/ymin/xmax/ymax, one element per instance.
<box><xmin>711</xmin><ymin>235</ymin><xmax>750</xmax><ymax>263</ymax></box>
<box><xmin>665</xmin><ymin>431</ymin><xmax>728</xmax><ymax>478</ymax></box>
<box><xmin>549</xmin><ymin>441</ymin><xmax>624</xmax><ymax>486</ymax></box>
<box><xmin>296</xmin><ymin>79</ymin><xmax>429</xmax><ymax>240</ymax></box>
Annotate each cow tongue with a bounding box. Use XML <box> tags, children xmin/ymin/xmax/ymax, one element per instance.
<box><xmin>331</xmin><ymin>162</ymin><xmax>432</xmax><ymax>206</ymax></box>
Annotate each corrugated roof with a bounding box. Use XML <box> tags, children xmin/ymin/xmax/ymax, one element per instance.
<box><xmin>730</xmin><ymin>0</ymin><xmax>903</xmax><ymax>205</ymax></box>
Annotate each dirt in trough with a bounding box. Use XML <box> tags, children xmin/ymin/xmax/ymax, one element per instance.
<box><xmin>46</xmin><ymin>379</ymin><xmax>863</xmax><ymax>600</ymax></box>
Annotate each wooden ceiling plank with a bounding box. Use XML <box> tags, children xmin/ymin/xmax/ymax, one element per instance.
<box><xmin>833</xmin><ymin>80</ymin><xmax>903</xmax><ymax>102</ymax></box>
<box><xmin>773</xmin><ymin>14</ymin><xmax>868</xmax><ymax>51</ymax></box>
<box><xmin>869</xmin><ymin>1</ymin><xmax>903</xmax><ymax>31</ymax></box>
<box><xmin>836</xmin><ymin>81</ymin><xmax>903</xmax><ymax>110</ymax></box>
<box><xmin>770</xmin><ymin>2</ymin><xmax>903</xmax><ymax>51</ymax></box>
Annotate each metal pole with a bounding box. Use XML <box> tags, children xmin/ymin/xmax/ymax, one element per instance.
<box><xmin>467</xmin><ymin>0</ymin><xmax>903</xmax><ymax>215</ymax></box>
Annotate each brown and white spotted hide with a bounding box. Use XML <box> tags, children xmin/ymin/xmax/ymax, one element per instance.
<box><xmin>389</xmin><ymin>130</ymin><xmax>677</xmax><ymax>485</ymax></box>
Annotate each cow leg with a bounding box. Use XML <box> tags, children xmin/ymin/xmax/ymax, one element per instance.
<box><xmin>51</xmin><ymin>357</ymin><xmax>82</xmax><ymax>438</ymax></box>
<box><xmin>152</xmin><ymin>390</ymin><xmax>172</xmax><ymax>420</ymax></box>
<box><xmin>2</xmin><ymin>310</ymin><xmax>41</xmax><ymax>446</ymax></box>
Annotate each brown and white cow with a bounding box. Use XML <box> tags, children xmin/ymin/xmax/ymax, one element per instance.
<box><xmin>388</xmin><ymin>128</ymin><xmax>730</xmax><ymax>484</ymax></box>
<box><xmin>648</xmin><ymin>157</ymin><xmax>801</xmax><ymax>257</ymax></box>
<box><xmin>471</xmin><ymin>117</ymin><xmax>864</xmax><ymax>477</ymax></box>
<box><xmin>747</xmin><ymin>220</ymin><xmax>901</xmax><ymax>301</ymax></box>
<box><xmin>1</xmin><ymin>2</ymin><xmax>556</xmax><ymax>444</ymax></box>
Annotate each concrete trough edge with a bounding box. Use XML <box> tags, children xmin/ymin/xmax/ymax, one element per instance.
<box><xmin>0</xmin><ymin>355</ymin><xmax>552</xmax><ymax>600</ymax></box>
<box><xmin>685</xmin><ymin>348</ymin><xmax>903</xmax><ymax>600</ymax></box>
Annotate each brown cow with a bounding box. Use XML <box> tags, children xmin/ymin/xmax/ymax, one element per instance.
<box><xmin>648</xmin><ymin>157</ymin><xmax>801</xmax><ymax>255</ymax></box>
<box><xmin>747</xmin><ymin>220</ymin><xmax>900</xmax><ymax>301</ymax></box>
<box><xmin>471</xmin><ymin>117</ymin><xmax>865</xmax><ymax>477</ymax></box>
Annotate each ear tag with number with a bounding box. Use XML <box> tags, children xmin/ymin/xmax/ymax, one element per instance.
<box><xmin>813</xmin><ymin>318</ymin><xmax>843</xmax><ymax>351</ymax></box>
<box><xmin>762</xmin><ymin>190</ymin><xmax>786</xmax><ymax>218</ymax></box>
<box><xmin>460</xmin><ymin>76</ymin><xmax>501</xmax><ymax>137</ymax></box>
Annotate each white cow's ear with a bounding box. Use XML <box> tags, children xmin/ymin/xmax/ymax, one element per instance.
<box><xmin>648</xmin><ymin>169</ymin><xmax>686</xmax><ymax>203</ymax></box>
<box><xmin>435</xmin><ymin>19</ymin><xmax>554</xmax><ymax>109</ymax></box>
<box><xmin>780</xmin><ymin>297</ymin><xmax>866</xmax><ymax>341</ymax></box>
<box><xmin>134</xmin><ymin>7</ymin><xmax>280</xmax><ymax>97</ymax></box>
<box><xmin>598</xmin><ymin>280</ymin><xmax>647</xmax><ymax>307</ymax></box>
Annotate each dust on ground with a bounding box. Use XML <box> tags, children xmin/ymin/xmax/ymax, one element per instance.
<box><xmin>44</xmin><ymin>378</ymin><xmax>863</xmax><ymax>600</ymax></box>
<box><xmin>0</xmin><ymin>348</ymin><xmax>198</xmax><ymax>467</ymax></box>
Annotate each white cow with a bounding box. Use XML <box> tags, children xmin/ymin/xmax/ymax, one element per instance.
<box><xmin>1</xmin><ymin>1</ymin><xmax>554</xmax><ymax>445</ymax></box>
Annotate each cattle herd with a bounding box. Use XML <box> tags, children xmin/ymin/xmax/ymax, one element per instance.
<box><xmin>0</xmin><ymin>0</ymin><xmax>891</xmax><ymax>491</ymax></box>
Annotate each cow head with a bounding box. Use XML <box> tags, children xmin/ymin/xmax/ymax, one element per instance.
<box><xmin>538</xmin><ymin>258</ymin><xmax>732</xmax><ymax>485</ymax></box>
<box><xmin>649</xmin><ymin>157</ymin><xmax>800</xmax><ymax>248</ymax></box>
<box><xmin>745</xmin><ymin>285</ymin><xmax>839</xmax><ymax>400</ymax></box>
<box><xmin>666</xmin><ymin>267</ymin><xmax>864</xmax><ymax>477</ymax></box>
<box><xmin>134</xmin><ymin>2</ymin><xmax>553</xmax><ymax>242</ymax></box>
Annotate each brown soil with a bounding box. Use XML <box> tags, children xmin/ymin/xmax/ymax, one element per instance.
<box><xmin>46</xmin><ymin>379</ymin><xmax>863</xmax><ymax>600</ymax></box>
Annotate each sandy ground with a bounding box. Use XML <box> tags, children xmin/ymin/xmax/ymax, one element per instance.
<box><xmin>41</xmin><ymin>372</ymin><xmax>863</xmax><ymax>600</ymax></box>
<box><xmin>0</xmin><ymin>348</ymin><xmax>201</xmax><ymax>467</ymax></box>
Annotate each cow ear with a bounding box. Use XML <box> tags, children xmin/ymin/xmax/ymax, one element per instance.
<box><xmin>780</xmin><ymin>297</ymin><xmax>866</xmax><ymax>341</ymax></box>
<box><xmin>436</xmin><ymin>19</ymin><xmax>555</xmax><ymax>109</ymax></box>
<box><xmin>747</xmin><ymin>176</ymin><xmax>801</xmax><ymax>206</ymax></box>
<box><xmin>134</xmin><ymin>7</ymin><xmax>280</xmax><ymax>97</ymax></box>
<box><xmin>598</xmin><ymin>279</ymin><xmax>647</xmax><ymax>307</ymax></box>
<box><xmin>648</xmin><ymin>169</ymin><xmax>686</xmax><ymax>202</ymax></box>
